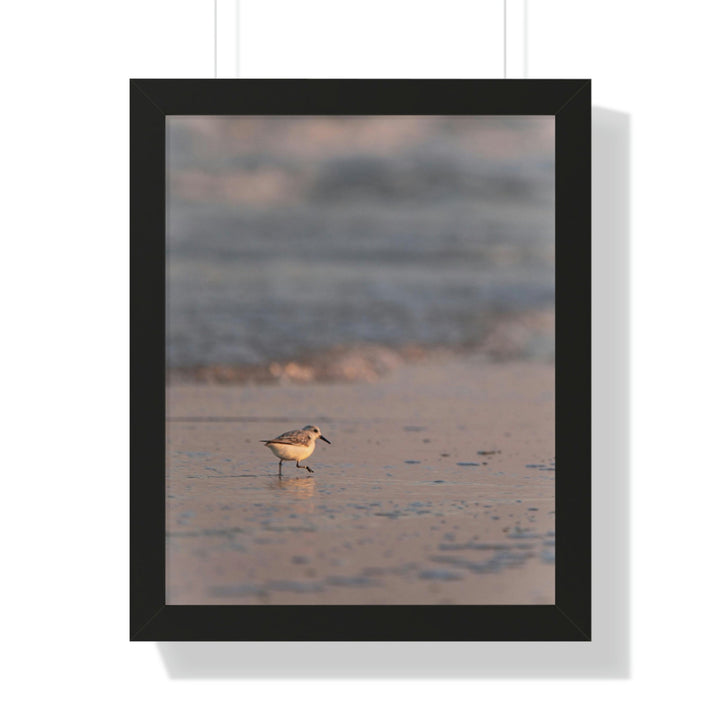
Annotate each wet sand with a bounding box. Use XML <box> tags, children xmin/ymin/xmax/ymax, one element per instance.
<box><xmin>166</xmin><ymin>357</ymin><xmax>555</xmax><ymax>604</ymax></box>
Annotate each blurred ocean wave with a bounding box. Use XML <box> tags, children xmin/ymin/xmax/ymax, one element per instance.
<box><xmin>166</xmin><ymin>117</ymin><xmax>554</xmax><ymax>376</ymax></box>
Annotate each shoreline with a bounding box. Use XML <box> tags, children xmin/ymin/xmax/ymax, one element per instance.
<box><xmin>167</xmin><ymin>308</ymin><xmax>555</xmax><ymax>386</ymax></box>
<box><xmin>166</xmin><ymin>355</ymin><xmax>555</xmax><ymax>604</ymax></box>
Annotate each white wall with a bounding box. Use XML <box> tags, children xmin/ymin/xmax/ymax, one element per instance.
<box><xmin>3</xmin><ymin>1</ymin><xmax>717</xmax><ymax>718</ymax></box>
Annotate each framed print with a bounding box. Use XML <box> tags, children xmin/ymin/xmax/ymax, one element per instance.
<box><xmin>130</xmin><ymin>80</ymin><xmax>590</xmax><ymax>641</ymax></box>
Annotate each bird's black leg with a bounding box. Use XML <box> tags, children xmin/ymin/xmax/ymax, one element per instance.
<box><xmin>296</xmin><ymin>461</ymin><xmax>314</xmax><ymax>473</ymax></box>
<box><xmin>278</xmin><ymin>459</ymin><xmax>283</xmax><ymax>476</ymax></box>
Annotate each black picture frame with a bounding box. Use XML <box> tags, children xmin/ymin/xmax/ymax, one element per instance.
<box><xmin>131</xmin><ymin>79</ymin><xmax>590</xmax><ymax>641</ymax></box>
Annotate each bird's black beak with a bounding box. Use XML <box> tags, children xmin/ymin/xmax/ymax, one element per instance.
<box><xmin>320</xmin><ymin>435</ymin><xmax>331</xmax><ymax>444</ymax></box>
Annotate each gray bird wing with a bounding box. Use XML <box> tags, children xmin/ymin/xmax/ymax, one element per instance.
<box><xmin>261</xmin><ymin>429</ymin><xmax>311</xmax><ymax>446</ymax></box>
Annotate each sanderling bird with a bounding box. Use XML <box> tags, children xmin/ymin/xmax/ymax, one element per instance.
<box><xmin>260</xmin><ymin>424</ymin><xmax>331</xmax><ymax>475</ymax></box>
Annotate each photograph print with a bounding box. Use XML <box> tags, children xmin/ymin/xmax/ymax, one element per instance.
<box><xmin>164</xmin><ymin>112</ymin><xmax>557</xmax><ymax>606</ymax></box>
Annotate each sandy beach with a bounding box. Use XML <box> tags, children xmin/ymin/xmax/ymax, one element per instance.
<box><xmin>166</xmin><ymin>355</ymin><xmax>555</xmax><ymax>604</ymax></box>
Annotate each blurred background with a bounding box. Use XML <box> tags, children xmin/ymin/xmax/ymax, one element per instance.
<box><xmin>166</xmin><ymin>116</ymin><xmax>554</xmax><ymax>382</ymax></box>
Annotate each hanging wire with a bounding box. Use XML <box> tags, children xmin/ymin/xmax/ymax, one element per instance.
<box><xmin>504</xmin><ymin>0</ymin><xmax>507</xmax><ymax>78</ymax></box>
<box><xmin>523</xmin><ymin>0</ymin><xmax>528</xmax><ymax>78</ymax></box>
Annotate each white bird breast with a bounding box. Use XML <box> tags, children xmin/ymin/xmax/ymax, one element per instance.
<box><xmin>266</xmin><ymin>441</ymin><xmax>315</xmax><ymax>462</ymax></box>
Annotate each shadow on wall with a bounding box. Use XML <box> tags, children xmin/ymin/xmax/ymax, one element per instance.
<box><xmin>156</xmin><ymin>107</ymin><xmax>630</xmax><ymax>679</ymax></box>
